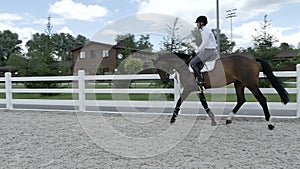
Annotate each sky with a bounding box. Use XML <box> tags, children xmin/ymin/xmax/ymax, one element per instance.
<box><xmin>1</xmin><ymin>0</ymin><xmax>300</xmax><ymax>51</ymax></box>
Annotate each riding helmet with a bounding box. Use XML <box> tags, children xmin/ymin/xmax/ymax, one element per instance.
<box><xmin>195</xmin><ymin>15</ymin><xmax>208</xmax><ymax>25</ymax></box>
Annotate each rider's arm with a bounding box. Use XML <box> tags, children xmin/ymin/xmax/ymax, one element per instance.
<box><xmin>196</xmin><ymin>27</ymin><xmax>210</xmax><ymax>54</ymax></box>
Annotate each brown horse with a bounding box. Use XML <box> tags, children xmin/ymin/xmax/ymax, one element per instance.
<box><xmin>153</xmin><ymin>53</ymin><xmax>289</xmax><ymax>130</ymax></box>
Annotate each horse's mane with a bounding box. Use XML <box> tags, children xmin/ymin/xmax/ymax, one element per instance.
<box><xmin>157</xmin><ymin>52</ymin><xmax>193</xmax><ymax>64</ymax></box>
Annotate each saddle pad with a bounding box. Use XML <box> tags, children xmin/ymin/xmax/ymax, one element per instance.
<box><xmin>188</xmin><ymin>58</ymin><xmax>218</xmax><ymax>73</ymax></box>
<box><xmin>200</xmin><ymin>59</ymin><xmax>218</xmax><ymax>72</ymax></box>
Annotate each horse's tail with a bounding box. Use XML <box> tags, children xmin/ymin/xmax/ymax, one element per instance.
<box><xmin>255</xmin><ymin>58</ymin><xmax>289</xmax><ymax>104</ymax></box>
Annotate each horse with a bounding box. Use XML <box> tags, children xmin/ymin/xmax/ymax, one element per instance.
<box><xmin>153</xmin><ymin>53</ymin><xmax>289</xmax><ymax>130</ymax></box>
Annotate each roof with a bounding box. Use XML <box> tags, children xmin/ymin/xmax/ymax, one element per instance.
<box><xmin>0</xmin><ymin>65</ymin><xmax>16</xmax><ymax>71</ymax></box>
<box><xmin>71</xmin><ymin>41</ymin><xmax>114</xmax><ymax>52</ymax></box>
<box><xmin>274</xmin><ymin>50</ymin><xmax>300</xmax><ymax>58</ymax></box>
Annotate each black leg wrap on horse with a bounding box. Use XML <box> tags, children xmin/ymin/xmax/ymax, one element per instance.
<box><xmin>173</xmin><ymin>107</ymin><xmax>180</xmax><ymax>117</ymax></box>
<box><xmin>170</xmin><ymin>107</ymin><xmax>180</xmax><ymax>124</ymax></box>
<box><xmin>205</xmin><ymin>108</ymin><xmax>215</xmax><ymax>119</ymax></box>
<box><xmin>205</xmin><ymin>108</ymin><xmax>217</xmax><ymax>126</ymax></box>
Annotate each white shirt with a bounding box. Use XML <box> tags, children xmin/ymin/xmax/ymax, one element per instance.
<box><xmin>196</xmin><ymin>26</ymin><xmax>217</xmax><ymax>53</ymax></box>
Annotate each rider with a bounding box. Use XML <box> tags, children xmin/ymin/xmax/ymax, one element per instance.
<box><xmin>189</xmin><ymin>15</ymin><xmax>219</xmax><ymax>86</ymax></box>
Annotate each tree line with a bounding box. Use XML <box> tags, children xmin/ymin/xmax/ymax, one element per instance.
<box><xmin>1</xmin><ymin>30</ymin><xmax>87</xmax><ymax>76</ymax></box>
<box><xmin>1</xmin><ymin>15</ymin><xmax>299</xmax><ymax>78</ymax></box>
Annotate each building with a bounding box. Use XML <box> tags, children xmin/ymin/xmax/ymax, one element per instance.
<box><xmin>273</xmin><ymin>50</ymin><xmax>300</xmax><ymax>70</ymax></box>
<box><xmin>72</xmin><ymin>41</ymin><xmax>117</xmax><ymax>75</ymax></box>
<box><xmin>0</xmin><ymin>65</ymin><xmax>17</xmax><ymax>77</ymax></box>
<box><xmin>72</xmin><ymin>41</ymin><xmax>156</xmax><ymax>75</ymax></box>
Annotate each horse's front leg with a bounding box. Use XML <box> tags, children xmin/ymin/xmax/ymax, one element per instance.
<box><xmin>197</xmin><ymin>91</ymin><xmax>217</xmax><ymax>126</ymax></box>
<box><xmin>170</xmin><ymin>87</ymin><xmax>193</xmax><ymax>124</ymax></box>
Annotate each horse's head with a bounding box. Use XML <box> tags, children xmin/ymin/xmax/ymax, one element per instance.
<box><xmin>157</xmin><ymin>69</ymin><xmax>171</xmax><ymax>84</ymax></box>
<box><xmin>152</xmin><ymin>58</ymin><xmax>171</xmax><ymax>84</ymax></box>
<box><xmin>153</xmin><ymin>52</ymin><xmax>192</xmax><ymax>84</ymax></box>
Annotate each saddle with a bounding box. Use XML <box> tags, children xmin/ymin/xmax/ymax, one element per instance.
<box><xmin>188</xmin><ymin>58</ymin><xmax>218</xmax><ymax>73</ymax></box>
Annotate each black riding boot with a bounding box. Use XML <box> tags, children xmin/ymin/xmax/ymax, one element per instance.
<box><xmin>191</xmin><ymin>62</ymin><xmax>205</xmax><ymax>86</ymax></box>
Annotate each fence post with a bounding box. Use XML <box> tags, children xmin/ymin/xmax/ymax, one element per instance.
<box><xmin>78</xmin><ymin>70</ymin><xmax>86</xmax><ymax>112</ymax></box>
<box><xmin>297</xmin><ymin>64</ymin><xmax>300</xmax><ymax>117</ymax></box>
<box><xmin>173</xmin><ymin>71</ymin><xmax>181</xmax><ymax>103</ymax></box>
<box><xmin>5</xmin><ymin>72</ymin><xmax>13</xmax><ymax>110</ymax></box>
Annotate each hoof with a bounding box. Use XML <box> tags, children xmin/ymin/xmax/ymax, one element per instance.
<box><xmin>225</xmin><ymin>120</ymin><xmax>232</xmax><ymax>125</ymax></box>
<box><xmin>268</xmin><ymin>124</ymin><xmax>275</xmax><ymax>130</ymax></box>
<box><xmin>211</xmin><ymin>120</ymin><xmax>217</xmax><ymax>126</ymax></box>
<box><xmin>170</xmin><ymin>117</ymin><xmax>176</xmax><ymax>124</ymax></box>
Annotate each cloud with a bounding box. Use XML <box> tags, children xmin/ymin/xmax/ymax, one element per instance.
<box><xmin>33</xmin><ymin>17</ymin><xmax>66</xmax><ymax>26</ymax></box>
<box><xmin>231</xmin><ymin>21</ymin><xmax>261</xmax><ymax>48</ymax></box>
<box><xmin>57</xmin><ymin>26</ymin><xmax>75</xmax><ymax>36</ymax></box>
<box><xmin>49</xmin><ymin>0</ymin><xmax>108</xmax><ymax>22</ymax></box>
<box><xmin>136</xmin><ymin>0</ymin><xmax>300</xmax><ymax>22</ymax></box>
<box><xmin>90</xmin><ymin>13</ymin><xmax>195</xmax><ymax>49</ymax></box>
<box><xmin>134</xmin><ymin>0</ymin><xmax>294</xmax><ymax>32</ymax></box>
<box><xmin>229</xmin><ymin>21</ymin><xmax>300</xmax><ymax>49</ymax></box>
<box><xmin>0</xmin><ymin>22</ymin><xmax>37</xmax><ymax>40</ymax></box>
<box><xmin>0</xmin><ymin>22</ymin><xmax>39</xmax><ymax>52</ymax></box>
<box><xmin>274</xmin><ymin>26</ymin><xmax>300</xmax><ymax>47</ymax></box>
<box><xmin>135</xmin><ymin>0</ymin><xmax>300</xmax><ymax>48</ymax></box>
<box><xmin>137</xmin><ymin>0</ymin><xmax>209</xmax><ymax>24</ymax></box>
<box><xmin>0</xmin><ymin>13</ymin><xmax>23</xmax><ymax>21</ymax></box>
<box><xmin>91</xmin><ymin>26</ymin><xmax>123</xmax><ymax>44</ymax></box>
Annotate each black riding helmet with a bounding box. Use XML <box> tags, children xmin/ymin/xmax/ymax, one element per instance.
<box><xmin>195</xmin><ymin>15</ymin><xmax>208</xmax><ymax>25</ymax></box>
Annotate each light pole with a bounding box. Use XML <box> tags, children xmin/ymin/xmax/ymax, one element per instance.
<box><xmin>216</xmin><ymin>0</ymin><xmax>220</xmax><ymax>55</ymax></box>
<box><xmin>226</xmin><ymin>8</ymin><xmax>237</xmax><ymax>42</ymax></box>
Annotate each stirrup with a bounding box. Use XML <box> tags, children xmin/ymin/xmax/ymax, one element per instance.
<box><xmin>196</xmin><ymin>80</ymin><xmax>205</xmax><ymax>86</ymax></box>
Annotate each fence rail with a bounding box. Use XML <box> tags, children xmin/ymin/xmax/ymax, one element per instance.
<box><xmin>0</xmin><ymin>64</ymin><xmax>299</xmax><ymax>117</ymax></box>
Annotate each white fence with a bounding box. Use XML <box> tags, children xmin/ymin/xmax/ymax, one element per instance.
<box><xmin>0</xmin><ymin>64</ymin><xmax>300</xmax><ymax>117</ymax></box>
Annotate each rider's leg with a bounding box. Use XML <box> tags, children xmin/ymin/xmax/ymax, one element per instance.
<box><xmin>190</xmin><ymin>57</ymin><xmax>205</xmax><ymax>86</ymax></box>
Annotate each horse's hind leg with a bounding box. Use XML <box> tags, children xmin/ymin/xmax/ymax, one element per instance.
<box><xmin>248</xmin><ymin>86</ymin><xmax>274</xmax><ymax>130</ymax></box>
<box><xmin>226</xmin><ymin>81</ymin><xmax>246</xmax><ymax>124</ymax></box>
<box><xmin>197</xmin><ymin>91</ymin><xmax>217</xmax><ymax>126</ymax></box>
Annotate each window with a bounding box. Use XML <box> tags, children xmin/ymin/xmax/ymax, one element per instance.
<box><xmin>90</xmin><ymin>50</ymin><xmax>97</xmax><ymax>58</ymax></box>
<box><xmin>102</xmin><ymin>50</ymin><xmax>109</xmax><ymax>57</ymax></box>
<box><xmin>80</xmin><ymin>51</ymin><xmax>86</xmax><ymax>59</ymax></box>
<box><xmin>103</xmin><ymin>67</ymin><xmax>109</xmax><ymax>72</ymax></box>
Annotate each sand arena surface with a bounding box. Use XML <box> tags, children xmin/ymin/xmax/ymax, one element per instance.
<box><xmin>0</xmin><ymin>110</ymin><xmax>299</xmax><ymax>168</ymax></box>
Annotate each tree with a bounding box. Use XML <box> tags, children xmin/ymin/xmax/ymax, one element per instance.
<box><xmin>252</xmin><ymin>15</ymin><xmax>278</xmax><ymax>50</ymax></box>
<box><xmin>51</xmin><ymin>33</ymin><xmax>87</xmax><ymax>75</ymax></box>
<box><xmin>115</xmin><ymin>33</ymin><xmax>153</xmax><ymax>53</ymax></box>
<box><xmin>114</xmin><ymin>33</ymin><xmax>153</xmax><ymax>74</ymax></box>
<box><xmin>7</xmin><ymin>51</ymin><xmax>27</xmax><ymax>75</ymax></box>
<box><xmin>136</xmin><ymin>34</ymin><xmax>153</xmax><ymax>50</ymax></box>
<box><xmin>115</xmin><ymin>33</ymin><xmax>137</xmax><ymax>60</ymax></box>
<box><xmin>45</xmin><ymin>15</ymin><xmax>54</xmax><ymax>36</ymax></box>
<box><xmin>26</xmin><ymin>33</ymin><xmax>58</xmax><ymax>76</ymax></box>
<box><xmin>233</xmin><ymin>47</ymin><xmax>250</xmax><ymax>54</ymax></box>
<box><xmin>24</xmin><ymin>32</ymin><xmax>87</xmax><ymax>76</ymax></box>
<box><xmin>279</xmin><ymin>42</ymin><xmax>293</xmax><ymax>51</ymax></box>
<box><xmin>0</xmin><ymin>30</ymin><xmax>22</xmax><ymax>66</ymax></box>
<box><xmin>160</xmin><ymin>18</ymin><xmax>194</xmax><ymax>54</ymax></box>
<box><xmin>23</xmin><ymin>32</ymin><xmax>87</xmax><ymax>91</ymax></box>
<box><xmin>212</xmin><ymin>29</ymin><xmax>235</xmax><ymax>54</ymax></box>
<box><xmin>124</xmin><ymin>57</ymin><xmax>144</xmax><ymax>74</ymax></box>
<box><xmin>252</xmin><ymin>15</ymin><xmax>279</xmax><ymax>61</ymax></box>
<box><xmin>251</xmin><ymin>15</ymin><xmax>281</xmax><ymax>86</ymax></box>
